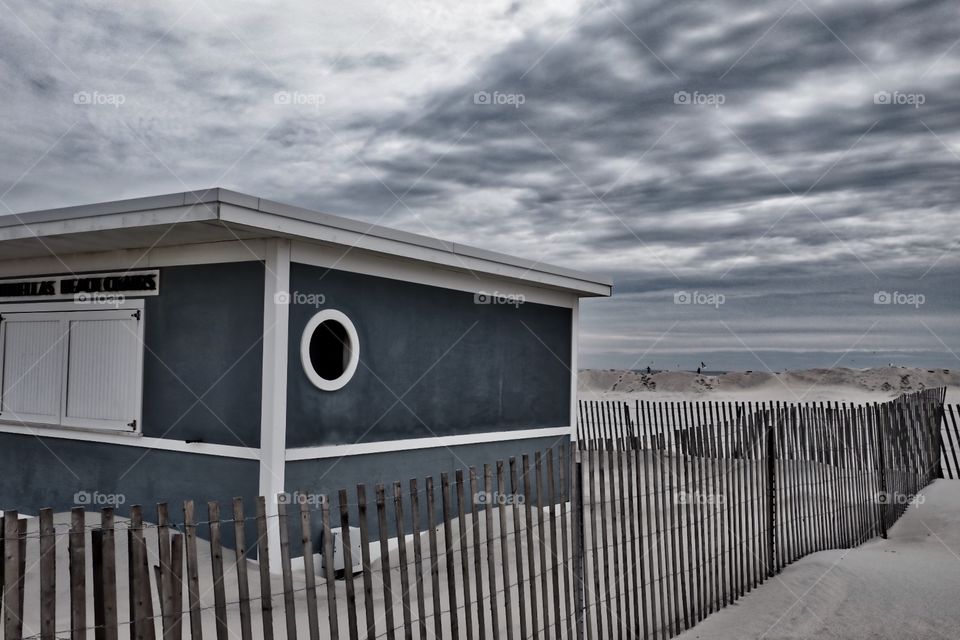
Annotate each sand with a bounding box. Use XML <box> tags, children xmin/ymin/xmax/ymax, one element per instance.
<box><xmin>674</xmin><ymin>478</ymin><xmax>960</xmax><ymax>640</ymax></box>
<box><xmin>579</xmin><ymin>367</ymin><xmax>960</xmax><ymax>403</ymax></box>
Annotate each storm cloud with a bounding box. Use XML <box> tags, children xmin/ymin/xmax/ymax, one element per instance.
<box><xmin>1</xmin><ymin>0</ymin><xmax>958</xmax><ymax>371</ymax></box>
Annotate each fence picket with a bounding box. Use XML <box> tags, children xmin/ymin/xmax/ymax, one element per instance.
<box><xmin>471</xmin><ymin>467</ymin><xmax>488</xmax><ymax>640</ymax></box>
<box><xmin>69</xmin><ymin>507</ymin><xmax>86</xmax><ymax>640</ymax></box>
<box><xmin>356</xmin><ymin>485</ymin><xmax>376</xmax><ymax>640</ymax></box>
<box><xmin>375</xmin><ymin>485</ymin><xmax>395</xmax><ymax>640</ymax></box>
<box><xmin>277</xmin><ymin>499</ymin><xmax>298</xmax><ymax>640</ymax></box>
<box><xmin>441</xmin><ymin>474</ymin><xmax>460</xmax><ymax>640</ymax></box>
<box><xmin>427</xmin><ymin>477</ymin><xmax>444</xmax><ymax>640</ymax></box>
<box><xmin>339</xmin><ymin>489</ymin><xmax>360</xmax><ymax>640</ymax></box>
<box><xmin>3</xmin><ymin>511</ymin><xmax>23</xmax><ymax>640</ymax></box>
<box><xmin>207</xmin><ymin>502</ymin><xmax>228</xmax><ymax>640</ymax></box>
<box><xmin>392</xmin><ymin>482</ymin><xmax>412</xmax><ymax>640</ymax></box>
<box><xmin>508</xmin><ymin>458</ymin><xmax>528</xmax><ymax>640</ymax></box>
<box><xmin>455</xmin><ymin>471</ymin><xmax>474</xmax><ymax>639</ymax></box>
<box><xmin>183</xmin><ymin>502</ymin><xmax>203</xmax><ymax>640</ymax></box>
<box><xmin>321</xmin><ymin>495</ymin><xmax>339</xmax><ymax>640</ymax></box>
<box><xmin>228</xmin><ymin>498</ymin><xmax>252</xmax><ymax>640</ymax></box>
<box><xmin>254</xmin><ymin>497</ymin><xmax>276</xmax><ymax>640</ymax></box>
<box><xmin>299</xmin><ymin>498</ymin><xmax>320</xmax><ymax>640</ymax></box>
<box><xmin>169</xmin><ymin>534</ymin><xmax>184</xmax><ymax>640</ymax></box>
<box><xmin>408</xmin><ymin>479</ymin><xmax>427</xmax><ymax>640</ymax></box>
<box><xmin>39</xmin><ymin>508</ymin><xmax>56</xmax><ymax>640</ymax></box>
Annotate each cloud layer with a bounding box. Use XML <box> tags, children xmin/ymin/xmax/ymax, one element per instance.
<box><xmin>1</xmin><ymin>0</ymin><xmax>958</xmax><ymax>371</ymax></box>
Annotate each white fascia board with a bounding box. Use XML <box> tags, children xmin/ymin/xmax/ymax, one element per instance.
<box><xmin>0</xmin><ymin>203</ymin><xmax>219</xmax><ymax>243</ymax></box>
<box><xmin>0</xmin><ymin>239</ymin><xmax>268</xmax><ymax>278</ymax></box>
<box><xmin>220</xmin><ymin>203</ymin><xmax>611</xmax><ymax>297</ymax></box>
<box><xmin>290</xmin><ymin>240</ymin><xmax>579</xmax><ymax>309</ymax></box>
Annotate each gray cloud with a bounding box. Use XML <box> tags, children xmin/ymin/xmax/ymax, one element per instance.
<box><xmin>0</xmin><ymin>0</ymin><xmax>958</xmax><ymax>371</ymax></box>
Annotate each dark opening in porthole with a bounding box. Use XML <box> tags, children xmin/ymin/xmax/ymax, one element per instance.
<box><xmin>308</xmin><ymin>320</ymin><xmax>351</xmax><ymax>381</ymax></box>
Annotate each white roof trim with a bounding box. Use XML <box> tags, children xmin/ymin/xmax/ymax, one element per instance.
<box><xmin>0</xmin><ymin>188</ymin><xmax>613</xmax><ymax>297</ymax></box>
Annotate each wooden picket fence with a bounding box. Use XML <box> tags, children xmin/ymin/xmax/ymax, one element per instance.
<box><xmin>938</xmin><ymin>404</ymin><xmax>960</xmax><ymax>479</ymax></box>
<box><xmin>575</xmin><ymin>387</ymin><xmax>946</xmax><ymax>639</ymax></box>
<box><xmin>0</xmin><ymin>388</ymin><xmax>946</xmax><ymax>639</ymax></box>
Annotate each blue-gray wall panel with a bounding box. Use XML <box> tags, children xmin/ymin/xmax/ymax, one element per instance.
<box><xmin>142</xmin><ymin>261</ymin><xmax>264</xmax><ymax>446</ymax></box>
<box><xmin>0</xmin><ymin>433</ymin><xmax>258</xmax><ymax>547</ymax></box>
<box><xmin>286</xmin><ymin>264</ymin><xmax>572</xmax><ymax>447</ymax></box>
<box><xmin>285</xmin><ymin>435</ymin><xmax>571</xmax><ymax>541</ymax></box>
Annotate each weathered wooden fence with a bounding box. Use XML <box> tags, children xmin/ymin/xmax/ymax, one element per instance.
<box><xmin>576</xmin><ymin>388</ymin><xmax>946</xmax><ymax>639</ymax></box>
<box><xmin>938</xmin><ymin>404</ymin><xmax>960</xmax><ymax>479</ymax></box>
<box><xmin>0</xmin><ymin>389</ymin><xmax>946</xmax><ymax>639</ymax></box>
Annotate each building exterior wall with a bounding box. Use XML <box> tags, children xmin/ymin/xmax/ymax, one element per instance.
<box><xmin>0</xmin><ymin>245</ymin><xmax>579</xmax><ymax>554</ymax></box>
<box><xmin>0</xmin><ymin>432</ymin><xmax>259</xmax><ymax>548</ymax></box>
<box><xmin>142</xmin><ymin>261</ymin><xmax>265</xmax><ymax>446</ymax></box>
<box><xmin>285</xmin><ymin>434</ymin><xmax>570</xmax><ymax>540</ymax></box>
<box><xmin>285</xmin><ymin>262</ymin><xmax>573</xmax><ymax>448</ymax></box>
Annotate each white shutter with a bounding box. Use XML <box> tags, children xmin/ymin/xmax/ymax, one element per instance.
<box><xmin>63</xmin><ymin>311</ymin><xmax>141</xmax><ymax>430</ymax></box>
<box><xmin>0</xmin><ymin>315</ymin><xmax>67</xmax><ymax>424</ymax></box>
<box><xmin>0</xmin><ymin>307</ymin><xmax>143</xmax><ymax>431</ymax></box>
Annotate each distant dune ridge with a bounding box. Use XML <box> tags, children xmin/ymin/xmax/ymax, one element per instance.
<box><xmin>578</xmin><ymin>366</ymin><xmax>960</xmax><ymax>403</ymax></box>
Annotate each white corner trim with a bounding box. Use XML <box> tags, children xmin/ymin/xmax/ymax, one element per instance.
<box><xmin>0</xmin><ymin>423</ymin><xmax>260</xmax><ymax>459</ymax></box>
<box><xmin>285</xmin><ymin>426</ymin><xmax>574</xmax><ymax>461</ymax></box>
<box><xmin>259</xmin><ymin>238</ymin><xmax>290</xmax><ymax>567</ymax></box>
<box><xmin>571</xmin><ymin>301</ymin><xmax>579</xmax><ymax>440</ymax></box>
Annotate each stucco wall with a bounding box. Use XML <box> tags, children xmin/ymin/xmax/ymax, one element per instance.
<box><xmin>285</xmin><ymin>435</ymin><xmax>571</xmax><ymax>540</ymax></box>
<box><xmin>142</xmin><ymin>261</ymin><xmax>264</xmax><ymax>446</ymax></box>
<box><xmin>0</xmin><ymin>433</ymin><xmax>259</xmax><ymax>547</ymax></box>
<box><xmin>285</xmin><ymin>263</ymin><xmax>572</xmax><ymax>448</ymax></box>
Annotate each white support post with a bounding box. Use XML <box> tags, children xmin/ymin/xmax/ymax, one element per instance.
<box><xmin>570</xmin><ymin>299</ymin><xmax>579</xmax><ymax>441</ymax></box>
<box><xmin>259</xmin><ymin>238</ymin><xmax>290</xmax><ymax>567</ymax></box>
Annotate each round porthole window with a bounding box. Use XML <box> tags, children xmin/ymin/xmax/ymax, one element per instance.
<box><xmin>300</xmin><ymin>309</ymin><xmax>360</xmax><ymax>391</ymax></box>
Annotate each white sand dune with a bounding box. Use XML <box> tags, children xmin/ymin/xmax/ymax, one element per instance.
<box><xmin>579</xmin><ymin>366</ymin><xmax>960</xmax><ymax>403</ymax></box>
<box><xmin>674</xmin><ymin>479</ymin><xmax>960</xmax><ymax>640</ymax></box>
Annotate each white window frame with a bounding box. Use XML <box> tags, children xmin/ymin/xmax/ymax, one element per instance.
<box><xmin>0</xmin><ymin>300</ymin><xmax>144</xmax><ymax>434</ymax></box>
<box><xmin>300</xmin><ymin>309</ymin><xmax>360</xmax><ymax>391</ymax></box>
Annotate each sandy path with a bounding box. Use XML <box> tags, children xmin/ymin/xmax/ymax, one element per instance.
<box><xmin>675</xmin><ymin>479</ymin><xmax>960</xmax><ymax>640</ymax></box>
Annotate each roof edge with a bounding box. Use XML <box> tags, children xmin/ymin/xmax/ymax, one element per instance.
<box><xmin>1</xmin><ymin>188</ymin><xmax>614</xmax><ymax>295</ymax></box>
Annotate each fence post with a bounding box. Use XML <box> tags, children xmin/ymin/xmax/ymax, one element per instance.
<box><xmin>875</xmin><ymin>404</ymin><xmax>888</xmax><ymax>540</ymax></box>
<box><xmin>764</xmin><ymin>407</ymin><xmax>777</xmax><ymax>577</ymax></box>
<box><xmin>929</xmin><ymin>396</ymin><xmax>945</xmax><ymax>481</ymax></box>
<box><xmin>3</xmin><ymin>511</ymin><xmax>24</xmax><ymax>640</ymax></box>
<box><xmin>572</xmin><ymin>444</ymin><xmax>586</xmax><ymax>640</ymax></box>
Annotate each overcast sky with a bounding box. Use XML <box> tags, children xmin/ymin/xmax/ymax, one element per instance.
<box><xmin>1</xmin><ymin>0</ymin><xmax>958</xmax><ymax>372</ymax></box>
